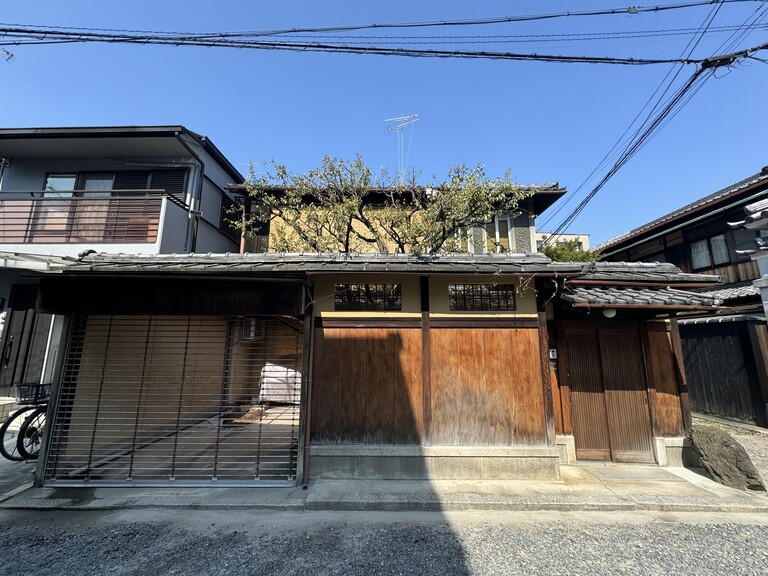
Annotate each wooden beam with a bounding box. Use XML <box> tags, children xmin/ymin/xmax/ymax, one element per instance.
<box><xmin>421</xmin><ymin>312</ymin><xmax>432</xmax><ymax>445</ymax></box>
<box><xmin>538</xmin><ymin>312</ymin><xmax>556</xmax><ymax>446</ymax></box>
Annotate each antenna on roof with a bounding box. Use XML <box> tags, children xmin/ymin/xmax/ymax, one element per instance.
<box><xmin>385</xmin><ymin>113</ymin><xmax>419</xmax><ymax>185</ymax></box>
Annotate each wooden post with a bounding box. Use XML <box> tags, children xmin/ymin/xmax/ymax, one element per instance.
<box><xmin>538</xmin><ymin>311</ymin><xmax>556</xmax><ymax>446</ymax></box>
<box><xmin>420</xmin><ymin>276</ymin><xmax>432</xmax><ymax>445</ymax></box>
<box><xmin>669</xmin><ymin>317</ymin><xmax>692</xmax><ymax>433</ymax></box>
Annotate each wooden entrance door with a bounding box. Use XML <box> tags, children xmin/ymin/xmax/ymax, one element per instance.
<box><xmin>563</xmin><ymin>322</ymin><xmax>655</xmax><ymax>464</ymax></box>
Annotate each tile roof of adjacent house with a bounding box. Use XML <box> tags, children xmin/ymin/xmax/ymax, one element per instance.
<box><xmin>560</xmin><ymin>286</ymin><xmax>721</xmax><ymax>309</ymax></box>
<box><xmin>728</xmin><ymin>197</ymin><xmax>768</xmax><ymax>230</ymax></box>
<box><xmin>695</xmin><ymin>280</ymin><xmax>760</xmax><ymax>301</ymax></box>
<box><xmin>595</xmin><ymin>168</ymin><xmax>768</xmax><ymax>251</ymax></box>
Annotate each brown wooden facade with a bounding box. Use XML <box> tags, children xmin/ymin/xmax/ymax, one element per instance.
<box><xmin>307</xmin><ymin>273</ymin><xmax>690</xmax><ymax>467</ymax></box>
<box><xmin>550</xmin><ymin>318</ymin><xmax>688</xmax><ymax>464</ymax></box>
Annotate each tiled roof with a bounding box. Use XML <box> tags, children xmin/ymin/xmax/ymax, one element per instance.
<box><xmin>573</xmin><ymin>261</ymin><xmax>723</xmax><ymax>284</ymax></box>
<box><xmin>596</xmin><ymin>169</ymin><xmax>768</xmax><ymax>251</ymax></box>
<box><xmin>678</xmin><ymin>312</ymin><xmax>765</xmax><ymax>325</ymax></box>
<box><xmin>65</xmin><ymin>252</ymin><xmax>723</xmax><ymax>285</ymax></box>
<box><xmin>695</xmin><ymin>280</ymin><xmax>759</xmax><ymax>301</ymax></box>
<box><xmin>67</xmin><ymin>251</ymin><xmax>579</xmax><ymax>275</ymax></box>
<box><xmin>728</xmin><ymin>197</ymin><xmax>768</xmax><ymax>230</ymax></box>
<box><xmin>561</xmin><ymin>286</ymin><xmax>721</xmax><ymax>309</ymax></box>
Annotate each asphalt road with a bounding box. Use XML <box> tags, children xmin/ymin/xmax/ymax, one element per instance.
<box><xmin>1</xmin><ymin>509</ymin><xmax>766</xmax><ymax>576</ymax></box>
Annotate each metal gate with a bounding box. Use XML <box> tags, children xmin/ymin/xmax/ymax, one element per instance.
<box><xmin>44</xmin><ymin>314</ymin><xmax>304</xmax><ymax>486</ymax></box>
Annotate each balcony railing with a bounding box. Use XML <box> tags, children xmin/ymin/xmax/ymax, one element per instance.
<box><xmin>0</xmin><ymin>190</ymin><xmax>187</xmax><ymax>244</ymax></box>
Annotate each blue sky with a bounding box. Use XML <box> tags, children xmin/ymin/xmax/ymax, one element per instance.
<box><xmin>2</xmin><ymin>1</ymin><xmax>767</xmax><ymax>244</ymax></box>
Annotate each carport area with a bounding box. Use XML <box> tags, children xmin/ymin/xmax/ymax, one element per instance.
<box><xmin>36</xmin><ymin>274</ymin><xmax>309</xmax><ymax>488</ymax></box>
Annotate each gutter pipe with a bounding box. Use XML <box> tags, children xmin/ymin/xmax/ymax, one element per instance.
<box><xmin>174</xmin><ymin>131</ymin><xmax>206</xmax><ymax>253</ymax></box>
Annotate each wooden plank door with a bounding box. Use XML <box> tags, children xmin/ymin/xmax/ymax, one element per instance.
<box><xmin>563</xmin><ymin>323</ymin><xmax>655</xmax><ymax>463</ymax></box>
<box><xmin>565</xmin><ymin>329</ymin><xmax>612</xmax><ymax>460</ymax></box>
<box><xmin>600</xmin><ymin>329</ymin><xmax>655</xmax><ymax>463</ymax></box>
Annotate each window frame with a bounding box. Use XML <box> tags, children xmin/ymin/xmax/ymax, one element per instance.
<box><xmin>333</xmin><ymin>283</ymin><xmax>403</xmax><ymax>312</ymax></box>
<box><xmin>485</xmin><ymin>214</ymin><xmax>513</xmax><ymax>253</ymax></box>
<box><xmin>448</xmin><ymin>283</ymin><xmax>517</xmax><ymax>312</ymax></box>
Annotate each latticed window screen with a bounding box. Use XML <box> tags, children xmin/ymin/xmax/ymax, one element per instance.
<box><xmin>334</xmin><ymin>284</ymin><xmax>402</xmax><ymax>311</ymax></box>
<box><xmin>448</xmin><ymin>284</ymin><xmax>517</xmax><ymax>311</ymax></box>
<box><xmin>44</xmin><ymin>315</ymin><xmax>303</xmax><ymax>486</ymax></box>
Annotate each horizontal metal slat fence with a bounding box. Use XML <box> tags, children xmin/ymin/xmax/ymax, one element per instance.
<box><xmin>44</xmin><ymin>315</ymin><xmax>303</xmax><ymax>486</ymax></box>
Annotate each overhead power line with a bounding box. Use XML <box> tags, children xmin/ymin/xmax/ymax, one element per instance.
<box><xmin>3</xmin><ymin>26</ymin><xmax>767</xmax><ymax>65</ymax></box>
<box><xmin>2</xmin><ymin>0</ymin><xmax>758</xmax><ymax>39</ymax></box>
<box><xmin>540</xmin><ymin>2</ymin><xmax>768</xmax><ymax>242</ymax></box>
<box><xmin>0</xmin><ymin>28</ymin><xmax>706</xmax><ymax>65</ymax></box>
<box><xmin>539</xmin><ymin>0</ymin><xmax>726</xmax><ymax>235</ymax></box>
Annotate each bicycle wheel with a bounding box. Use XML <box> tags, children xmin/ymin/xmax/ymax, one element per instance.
<box><xmin>0</xmin><ymin>406</ymin><xmax>37</xmax><ymax>461</ymax></box>
<box><xmin>16</xmin><ymin>406</ymin><xmax>47</xmax><ymax>461</ymax></box>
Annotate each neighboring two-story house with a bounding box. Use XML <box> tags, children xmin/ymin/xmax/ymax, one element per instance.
<box><xmin>596</xmin><ymin>167</ymin><xmax>768</xmax><ymax>428</ymax></box>
<box><xmin>0</xmin><ymin>126</ymin><xmax>244</xmax><ymax>397</ymax></box>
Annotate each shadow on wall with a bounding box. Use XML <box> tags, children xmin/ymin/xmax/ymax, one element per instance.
<box><xmin>309</xmin><ymin>328</ymin><xmax>471</xmax><ymax>573</ymax></box>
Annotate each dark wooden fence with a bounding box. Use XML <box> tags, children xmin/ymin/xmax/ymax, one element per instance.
<box><xmin>680</xmin><ymin>321</ymin><xmax>768</xmax><ymax>427</ymax></box>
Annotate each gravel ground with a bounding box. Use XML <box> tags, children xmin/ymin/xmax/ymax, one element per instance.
<box><xmin>1</xmin><ymin>509</ymin><xmax>767</xmax><ymax>576</ymax></box>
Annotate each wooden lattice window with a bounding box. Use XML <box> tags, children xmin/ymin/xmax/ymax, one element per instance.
<box><xmin>334</xmin><ymin>284</ymin><xmax>402</xmax><ymax>311</ymax></box>
<box><xmin>448</xmin><ymin>283</ymin><xmax>517</xmax><ymax>311</ymax></box>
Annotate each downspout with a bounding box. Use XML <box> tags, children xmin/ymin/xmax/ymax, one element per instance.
<box><xmin>0</xmin><ymin>157</ymin><xmax>9</xmax><ymax>188</ymax></box>
<box><xmin>174</xmin><ymin>132</ymin><xmax>206</xmax><ymax>253</ymax></box>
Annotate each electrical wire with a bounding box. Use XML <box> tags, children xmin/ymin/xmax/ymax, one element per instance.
<box><xmin>540</xmin><ymin>2</ymin><xmax>768</xmax><ymax>242</ymax></box>
<box><xmin>1</xmin><ymin>1</ymin><xmax>760</xmax><ymax>39</ymax></box>
<box><xmin>0</xmin><ymin>29</ymin><xmax>709</xmax><ymax>65</ymax></box>
<box><xmin>538</xmin><ymin>1</ymin><xmax>725</xmax><ymax>235</ymax></box>
<box><xmin>546</xmin><ymin>67</ymin><xmax>714</xmax><ymax>240</ymax></box>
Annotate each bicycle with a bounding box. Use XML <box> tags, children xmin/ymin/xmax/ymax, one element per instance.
<box><xmin>0</xmin><ymin>383</ymin><xmax>50</xmax><ymax>461</ymax></box>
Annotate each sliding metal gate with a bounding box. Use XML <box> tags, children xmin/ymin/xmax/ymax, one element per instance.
<box><xmin>44</xmin><ymin>315</ymin><xmax>304</xmax><ymax>486</ymax></box>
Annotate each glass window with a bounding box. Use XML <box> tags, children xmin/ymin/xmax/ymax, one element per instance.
<box><xmin>497</xmin><ymin>218</ymin><xmax>510</xmax><ymax>252</ymax></box>
<box><xmin>691</xmin><ymin>239</ymin><xmax>711</xmax><ymax>269</ymax></box>
<box><xmin>43</xmin><ymin>174</ymin><xmax>76</xmax><ymax>197</ymax></box>
<box><xmin>81</xmin><ymin>174</ymin><xmax>115</xmax><ymax>197</ymax></box>
<box><xmin>485</xmin><ymin>221</ymin><xmax>498</xmax><ymax>252</ymax></box>
<box><xmin>334</xmin><ymin>284</ymin><xmax>402</xmax><ymax>311</ymax></box>
<box><xmin>710</xmin><ymin>234</ymin><xmax>730</xmax><ymax>266</ymax></box>
<box><xmin>485</xmin><ymin>216</ymin><xmax>512</xmax><ymax>253</ymax></box>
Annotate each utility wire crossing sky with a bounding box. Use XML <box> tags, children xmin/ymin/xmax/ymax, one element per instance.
<box><xmin>2</xmin><ymin>0</ymin><xmax>767</xmax><ymax>244</ymax></box>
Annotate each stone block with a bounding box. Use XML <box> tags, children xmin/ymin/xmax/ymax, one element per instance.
<box><xmin>689</xmin><ymin>425</ymin><xmax>766</xmax><ymax>492</ymax></box>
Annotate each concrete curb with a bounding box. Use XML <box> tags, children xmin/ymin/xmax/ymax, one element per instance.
<box><xmin>2</xmin><ymin>490</ymin><xmax>767</xmax><ymax>514</ymax></box>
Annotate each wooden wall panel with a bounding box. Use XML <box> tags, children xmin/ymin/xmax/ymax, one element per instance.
<box><xmin>646</xmin><ymin>326</ymin><xmax>685</xmax><ymax>437</ymax></box>
<box><xmin>339</xmin><ymin>332</ymin><xmax>367</xmax><ymax>441</ymax></box>
<box><xmin>394</xmin><ymin>329</ymin><xmax>423</xmax><ymax>443</ymax></box>
<box><xmin>484</xmin><ymin>329</ymin><xmax>514</xmax><ymax>445</ymax></box>
<box><xmin>430</xmin><ymin>329</ymin><xmax>459</xmax><ymax>445</ymax></box>
<box><xmin>310</xmin><ymin>327</ymin><xmax>423</xmax><ymax>444</ymax></box>
<box><xmin>309</xmin><ymin>326</ymin><xmax>338</xmax><ymax>443</ymax></box>
<box><xmin>514</xmin><ymin>329</ymin><xmax>546</xmax><ymax>444</ymax></box>
<box><xmin>430</xmin><ymin>328</ymin><xmax>545</xmax><ymax>446</ymax></box>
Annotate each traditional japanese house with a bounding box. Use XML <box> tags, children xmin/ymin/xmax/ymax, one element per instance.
<box><xmin>29</xmin><ymin>252</ymin><xmax>720</xmax><ymax>488</ymax></box>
